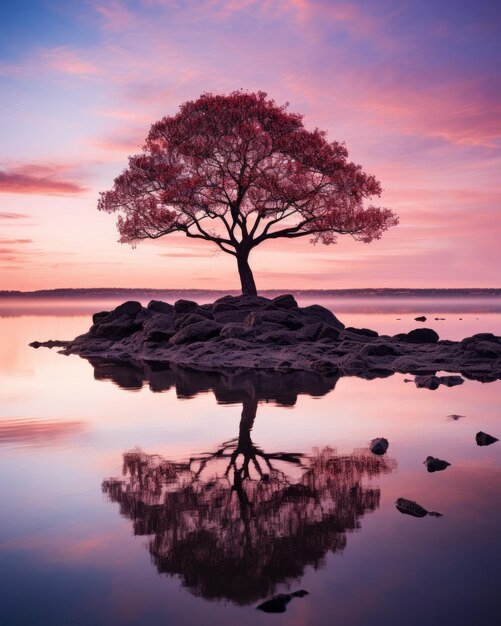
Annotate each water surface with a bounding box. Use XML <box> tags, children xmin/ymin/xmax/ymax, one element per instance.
<box><xmin>1</xmin><ymin>296</ymin><xmax>500</xmax><ymax>625</ymax></box>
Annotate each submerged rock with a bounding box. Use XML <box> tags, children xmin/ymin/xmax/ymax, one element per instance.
<box><xmin>424</xmin><ymin>456</ymin><xmax>451</xmax><ymax>472</ymax></box>
<box><xmin>395</xmin><ymin>498</ymin><xmax>443</xmax><ymax>518</ymax></box>
<box><xmin>257</xmin><ymin>590</ymin><xmax>309</xmax><ymax>613</ymax></box>
<box><xmin>476</xmin><ymin>431</ymin><xmax>499</xmax><ymax>446</ymax></box>
<box><xmin>370</xmin><ymin>437</ymin><xmax>389</xmax><ymax>455</ymax></box>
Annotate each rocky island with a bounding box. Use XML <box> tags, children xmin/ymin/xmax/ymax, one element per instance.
<box><xmin>30</xmin><ymin>294</ymin><xmax>501</xmax><ymax>386</ymax></box>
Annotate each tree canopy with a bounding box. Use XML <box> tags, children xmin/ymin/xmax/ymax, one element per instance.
<box><xmin>99</xmin><ymin>91</ymin><xmax>398</xmax><ymax>295</ymax></box>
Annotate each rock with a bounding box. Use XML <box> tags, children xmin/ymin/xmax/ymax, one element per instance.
<box><xmin>476</xmin><ymin>431</ymin><xmax>498</xmax><ymax>446</ymax></box>
<box><xmin>311</xmin><ymin>359</ymin><xmax>339</xmax><ymax>375</ymax></box>
<box><xmin>415</xmin><ymin>316</ymin><xmax>427</xmax><ymax>321</ymax></box>
<box><xmin>30</xmin><ymin>296</ymin><xmax>501</xmax><ymax>383</ymax></box>
<box><xmin>370</xmin><ymin>437</ymin><xmax>389</xmax><ymax>455</ymax></box>
<box><xmin>364</xmin><ymin>343</ymin><xmax>398</xmax><ymax>357</ymax></box>
<box><xmin>244</xmin><ymin>310</ymin><xmax>304</xmax><ymax>330</ymax></box>
<box><xmin>147</xmin><ymin>300</ymin><xmax>174</xmax><ymax>315</ymax></box>
<box><xmin>169</xmin><ymin>320</ymin><xmax>222</xmax><ymax>345</ymax></box>
<box><xmin>468</xmin><ymin>341</ymin><xmax>501</xmax><ymax>359</ymax></box>
<box><xmin>29</xmin><ymin>340</ymin><xmax>70</xmax><ymax>349</ymax></box>
<box><xmin>395</xmin><ymin>498</ymin><xmax>442</xmax><ymax>518</ymax></box>
<box><xmin>265</xmin><ymin>294</ymin><xmax>298</xmax><ymax>310</ymax></box>
<box><xmin>93</xmin><ymin>310</ymin><xmax>110</xmax><ymax>324</ymax></box>
<box><xmin>403</xmin><ymin>328</ymin><xmax>439</xmax><ymax>344</ymax></box>
<box><xmin>213</xmin><ymin>309</ymin><xmax>253</xmax><ymax>324</ymax></box>
<box><xmin>294</xmin><ymin>322</ymin><xmax>323</xmax><ymax>342</ymax></box>
<box><xmin>345</xmin><ymin>327</ymin><xmax>379</xmax><ymax>338</ymax></box>
<box><xmin>317</xmin><ymin>324</ymin><xmax>340</xmax><ymax>342</ymax></box>
<box><xmin>448</xmin><ymin>414</ymin><xmax>465</xmax><ymax>421</ymax></box>
<box><xmin>174</xmin><ymin>299</ymin><xmax>198</xmax><ymax>317</ymax></box>
<box><xmin>175</xmin><ymin>311</ymin><xmax>213</xmax><ymax>330</ymax></box>
<box><xmin>220</xmin><ymin>323</ymin><xmax>256</xmax><ymax>340</ymax></box>
<box><xmin>143</xmin><ymin>314</ymin><xmax>176</xmax><ymax>342</ymax></box>
<box><xmin>424</xmin><ymin>456</ymin><xmax>450</xmax><ymax>472</ymax></box>
<box><xmin>300</xmin><ymin>304</ymin><xmax>344</xmax><ymax>329</ymax></box>
<box><xmin>256</xmin><ymin>330</ymin><xmax>296</xmax><ymax>346</ymax></box>
<box><xmin>114</xmin><ymin>301</ymin><xmax>143</xmax><ymax>318</ymax></box>
<box><xmin>90</xmin><ymin>314</ymin><xmax>142</xmax><ymax>340</ymax></box>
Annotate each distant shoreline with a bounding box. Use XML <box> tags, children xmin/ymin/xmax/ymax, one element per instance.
<box><xmin>1</xmin><ymin>288</ymin><xmax>500</xmax><ymax>299</ymax></box>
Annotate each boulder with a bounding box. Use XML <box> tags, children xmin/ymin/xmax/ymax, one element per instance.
<box><xmin>424</xmin><ymin>456</ymin><xmax>450</xmax><ymax>472</ymax></box>
<box><xmin>403</xmin><ymin>328</ymin><xmax>439</xmax><ymax>344</ymax></box>
<box><xmin>147</xmin><ymin>300</ymin><xmax>174</xmax><ymax>315</ymax></box>
<box><xmin>294</xmin><ymin>322</ymin><xmax>323</xmax><ymax>342</ymax></box>
<box><xmin>468</xmin><ymin>341</ymin><xmax>501</xmax><ymax>359</ymax></box>
<box><xmin>219</xmin><ymin>323</ymin><xmax>257</xmax><ymax>340</ymax></box>
<box><xmin>476</xmin><ymin>431</ymin><xmax>499</xmax><ymax>446</ymax></box>
<box><xmin>414</xmin><ymin>316</ymin><xmax>427</xmax><ymax>322</ymax></box>
<box><xmin>213</xmin><ymin>309</ymin><xmax>253</xmax><ymax>324</ymax></box>
<box><xmin>174</xmin><ymin>299</ymin><xmax>198</xmax><ymax>317</ymax></box>
<box><xmin>175</xmin><ymin>310</ymin><xmax>213</xmax><ymax>330</ymax></box>
<box><xmin>365</xmin><ymin>343</ymin><xmax>398</xmax><ymax>357</ymax></box>
<box><xmin>92</xmin><ymin>310</ymin><xmax>110</xmax><ymax>324</ymax></box>
<box><xmin>114</xmin><ymin>301</ymin><xmax>143</xmax><ymax>318</ymax></box>
<box><xmin>143</xmin><ymin>313</ymin><xmax>175</xmax><ymax>342</ymax></box>
<box><xmin>244</xmin><ymin>310</ymin><xmax>304</xmax><ymax>330</ymax></box>
<box><xmin>90</xmin><ymin>314</ymin><xmax>142</xmax><ymax>340</ymax></box>
<box><xmin>265</xmin><ymin>294</ymin><xmax>298</xmax><ymax>310</ymax></box>
<box><xmin>256</xmin><ymin>330</ymin><xmax>296</xmax><ymax>345</ymax></box>
<box><xmin>169</xmin><ymin>320</ymin><xmax>222</xmax><ymax>345</ymax></box>
<box><xmin>345</xmin><ymin>327</ymin><xmax>379</xmax><ymax>338</ymax></box>
<box><xmin>317</xmin><ymin>325</ymin><xmax>340</xmax><ymax>342</ymax></box>
<box><xmin>370</xmin><ymin>437</ymin><xmax>389</xmax><ymax>455</ymax></box>
<box><xmin>300</xmin><ymin>304</ymin><xmax>345</xmax><ymax>329</ymax></box>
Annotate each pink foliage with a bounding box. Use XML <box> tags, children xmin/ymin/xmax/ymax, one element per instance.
<box><xmin>98</xmin><ymin>91</ymin><xmax>398</xmax><ymax>292</ymax></box>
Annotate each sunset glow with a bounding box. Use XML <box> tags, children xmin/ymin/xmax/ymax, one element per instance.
<box><xmin>1</xmin><ymin>0</ymin><xmax>499</xmax><ymax>290</ymax></box>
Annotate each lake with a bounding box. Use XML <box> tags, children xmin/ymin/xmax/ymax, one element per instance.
<box><xmin>1</xmin><ymin>295</ymin><xmax>500</xmax><ymax>626</ymax></box>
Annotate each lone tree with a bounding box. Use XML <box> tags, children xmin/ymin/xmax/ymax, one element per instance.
<box><xmin>99</xmin><ymin>91</ymin><xmax>398</xmax><ymax>296</ymax></box>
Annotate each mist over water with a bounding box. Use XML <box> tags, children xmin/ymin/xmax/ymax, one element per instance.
<box><xmin>0</xmin><ymin>294</ymin><xmax>500</xmax><ymax>626</ymax></box>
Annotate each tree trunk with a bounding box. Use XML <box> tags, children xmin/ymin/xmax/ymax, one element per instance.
<box><xmin>237</xmin><ymin>252</ymin><xmax>257</xmax><ymax>296</ymax></box>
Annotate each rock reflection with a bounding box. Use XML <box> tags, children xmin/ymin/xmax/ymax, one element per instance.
<box><xmin>88</xmin><ymin>356</ymin><xmax>341</xmax><ymax>403</ymax></box>
<box><xmin>102</xmin><ymin>386</ymin><xmax>396</xmax><ymax>606</ymax></box>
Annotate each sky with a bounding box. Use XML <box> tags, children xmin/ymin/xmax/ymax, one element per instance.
<box><xmin>0</xmin><ymin>0</ymin><xmax>500</xmax><ymax>291</ymax></box>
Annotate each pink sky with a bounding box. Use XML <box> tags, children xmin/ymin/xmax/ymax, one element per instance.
<box><xmin>0</xmin><ymin>0</ymin><xmax>500</xmax><ymax>290</ymax></box>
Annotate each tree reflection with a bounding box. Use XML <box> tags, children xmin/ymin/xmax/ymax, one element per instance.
<box><xmin>102</xmin><ymin>395</ymin><xmax>396</xmax><ymax>606</ymax></box>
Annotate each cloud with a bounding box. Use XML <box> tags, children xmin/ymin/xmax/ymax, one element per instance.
<box><xmin>41</xmin><ymin>46</ymin><xmax>99</xmax><ymax>76</ymax></box>
<box><xmin>0</xmin><ymin>212</ymin><xmax>30</xmax><ymax>220</ymax></box>
<box><xmin>0</xmin><ymin>239</ymin><xmax>32</xmax><ymax>244</ymax></box>
<box><xmin>0</xmin><ymin>418</ymin><xmax>85</xmax><ymax>447</ymax></box>
<box><xmin>0</xmin><ymin>165</ymin><xmax>87</xmax><ymax>195</ymax></box>
<box><xmin>0</xmin><ymin>46</ymin><xmax>99</xmax><ymax>78</ymax></box>
<box><xmin>92</xmin><ymin>128</ymin><xmax>147</xmax><ymax>153</ymax></box>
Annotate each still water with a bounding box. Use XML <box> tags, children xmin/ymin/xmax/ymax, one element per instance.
<box><xmin>1</xmin><ymin>296</ymin><xmax>500</xmax><ymax>626</ymax></box>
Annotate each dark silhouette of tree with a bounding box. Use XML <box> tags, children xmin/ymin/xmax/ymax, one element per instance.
<box><xmin>98</xmin><ymin>91</ymin><xmax>398</xmax><ymax>295</ymax></box>
<box><xmin>102</xmin><ymin>397</ymin><xmax>396</xmax><ymax>605</ymax></box>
